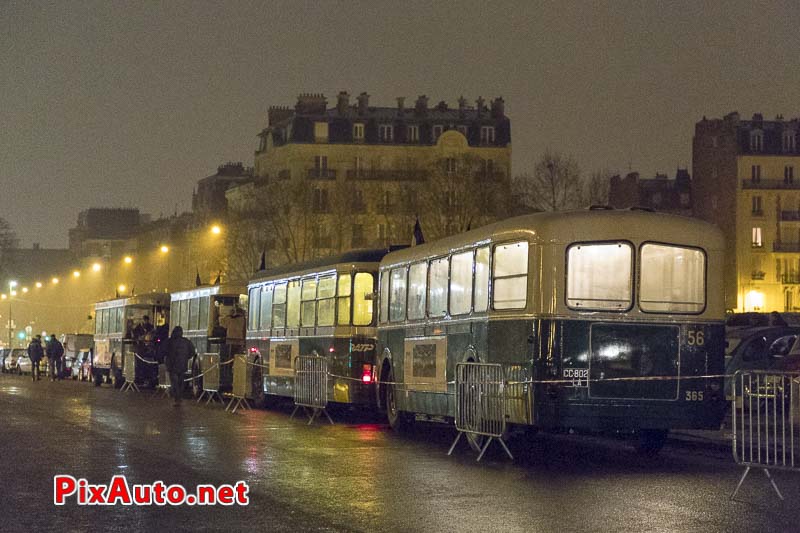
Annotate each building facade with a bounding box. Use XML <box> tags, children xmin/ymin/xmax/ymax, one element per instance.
<box><xmin>608</xmin><ymin>169</ymin><xmax>692</xmax><ymax>215</ymax></box>
<box><xmin>236</xmin><ymin>92</ymin><xmax>511</xmax><ymax>270</ymax></box>
<box><xmin>693</xmin><ymin>112</ymin><xmax>800</xmax><ymax>312</ymax></box>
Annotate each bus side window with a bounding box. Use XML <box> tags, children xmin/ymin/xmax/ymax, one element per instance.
<box><xmin>248</xmin><ymin>287</ymin><xmax>260</xmax><ymax>331</ymax></box>
<box><xmin>493</xmin><ymin>241</ymin><xmax>529</xmax><ymax>310</ymax></box>
<box><xmin>380</xmin><ymin>272</ymin><xmax>390</xmax><ymax>323</ymax></box>
<box><xmin>450</xmin><ymin>251</ymin><xmax>474</xmax><ymax>315</ymax></box>
<box><xmin>337</xmin><ymin>274</ymin><xmax>352</xmax><ymax>325</ymax></box>
<box><xmin>189</xmin><ymin>297</ymin><xmax>200</xmax><ymax>331</ymax></box>
<box><xmin>390</xmin><ymin>267</ymin><xmax>407</xmax><ymax>322</ymax></box>
<box><xmin>259</xmin><ymin>285</ymin><xmax>273</xmax><ymax>330</ymax></box>
<box><xmin>272</xmin><ymin>283</ymin><xmax>287</xmax><ymax>328</ymax></box>
<box><xmin>179</xmin><ymin>299</ymin><xmax>189</xmax><ymax>330</ymax></box>
<box><xmin>301</xmin><ymin>278</ymin><xmax>317</xmax><ymax>327</ymax></box>
<box><xmin>474</xmin><ymin>246</ymin><xmax>490</xmax><ymax>312</ymax></box>
<box><xmin>198</xmin><ymin>296</ymin><xmax>209</xmax><ymax>332</ymax></box>
<box><xmin>317</xmin><ymin>275</ymin><xmax>336</xmax><ymax>327</ymax></box>
<box><xmin>286</xmin><ymin>280</ymin><xmax>301</xmax><ymax>328</ymax></box>
<box><xmin>353</xmin><ymin>273</ymin><xmax>374</xmax><ymax>326</ymax></box>
<box><xmin>428</xmin><ymin>257</ymin><xmax>449</xmax><ymax>317</ymax></box>
<box><xmin>407</xmin><ymin>262</ymin><xmax>427</xmax><ymax>320</ymax></box>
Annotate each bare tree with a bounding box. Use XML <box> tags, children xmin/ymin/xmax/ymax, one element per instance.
<box><xmin>419</xmin><ymin>154</ymin><xmax>509</xmax><ymax>240</ymax></box>
<box><xmin>514</xmin><ymin>150</ymin><xmax>583</xmax><ymax>212</ymax></box>
<box><xmin>583</xmin><ymin>169</ymin><xmax>613</xmax><ymax>206</ymax></box>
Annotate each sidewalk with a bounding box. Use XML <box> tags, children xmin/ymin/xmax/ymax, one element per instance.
<box><xmin>669</xmin><ymin>428</ymin><xmax>732</xmax><ymax>453</ymax></box>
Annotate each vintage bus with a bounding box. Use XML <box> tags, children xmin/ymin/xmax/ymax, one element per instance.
<box><xmin>92</xmin><ymin>294</ymin><xmax>170</xmax><ymax>387</ymax></box>
<box><xmin>375</xmin><ymin>209</ymin><xmax>726</xmax><ymax>452</ymax></box>
<box><xmin>246</xmin><ymin>250</ymin><xmax>387</xmax><ymax>407</ymax></box>
<box><xmin>169</xmin><ymin>283</ymin><xmax>247</xmax><ymax>397</ymax></box>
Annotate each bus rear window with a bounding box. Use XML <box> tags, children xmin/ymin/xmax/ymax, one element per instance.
<box><xmin>640</xmin><ymin>244</ymin><xmax>705</xmax><ymax>313</ymax></box>
<box><xmin>353</xmin><ymin>273</ymin><xmax>374</xmax><ymax>326</ymax></box>
<box><xmin>567</xmin><ymin>242</ymin><xmax>632</xmax><ymax>311</ymax></box>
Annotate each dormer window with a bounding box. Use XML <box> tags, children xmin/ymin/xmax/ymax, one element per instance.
<box><xmin>480</xmin><ymin>126</ymin><xmax>496</xmax><ymax>144</ymax></box>
<box><xmin>750</xmin><ymin>129</ymin><xmax>764</xmax><ymax>152</ymax></box>
<box><xmin>432</xmin><ymin>125</ymin><xmax>443</xmax><ymax>142</ymax></box>
<box><xmin>407</xmin><ymin>125</ymin><xmax>419</xmax><ymax>143</ymax></box>
<box><xmin>378</xmin><ymin>124</ymin><xmax>394</xmax><ymax>142</ymax></box>
<box><xmin>314</xmin><ymin>122</ymin><xmax>329</xmax><ymax>143</ymax></box>
<box><xmin>783</xmin><ymin>131</ymin><xmax>796</xmax><ymax>153</ymax></box>
<box><xmin>353</xmin><ymin>123</ymin><xmax>364</xmax><ymax>142</ymax></box>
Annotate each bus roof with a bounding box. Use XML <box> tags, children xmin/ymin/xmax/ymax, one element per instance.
<box><xmin>170</xmin><ymin>283</ymin><xmax>246</xmax><ymax>301</ymax></box>
<box><xmin>381</xmin><ymin>209</ymin><xmax>724</xmax><ymax>267</ymax></box>
<box><xmin>249</xmin><ymin>248</ymin><xmax>398</xmax><ymax>284</ymax></box>
<box><xmin>95</xmin><ymin>292</ymin><xmax>170</xmax><ymax>310</ymax></box>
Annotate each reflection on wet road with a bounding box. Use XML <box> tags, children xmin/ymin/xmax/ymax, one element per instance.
<box><xmin>0</xmin><ymin>375</ymin><xmax>797</xmax><ymax>532</ymax></box>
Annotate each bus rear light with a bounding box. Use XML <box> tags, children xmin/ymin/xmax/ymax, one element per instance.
<box><xmin>329</xmin><ymin>346</ymin><xmax>335</xmax><ymax>353</ymax></box>
<box><xmin>362</xmin><ymin>364</ymin><xmax>373</xmax><ymax>383</ymax></box>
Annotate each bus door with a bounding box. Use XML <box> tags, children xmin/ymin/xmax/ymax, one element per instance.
<box><xmin>403</xmin><ymin>336</ymin><xmax>448</xmax><ymax>414</ymax></box>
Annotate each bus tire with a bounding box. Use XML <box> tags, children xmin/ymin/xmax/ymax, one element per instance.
<box><xmin>636</xmin><ymin>429</ymin><xmax>668</xmax><ymax>456</ymax></box>
<box><xmin>386</xmin><ymin>368</ymin><xmax>414</xmax><ymax>432</ymax></box>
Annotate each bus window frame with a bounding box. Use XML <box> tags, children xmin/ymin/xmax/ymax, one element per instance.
<box><xmin>406</xmin><ymin>261</ymin><xmax>428</xmax><ymax>322</ymax></box>
<box><xmin>300</xmin><ymin>276</ymin><xmax>318</xmax><ymax>328</ymax></box>
<box><xmin>491</xmin><ymin>240</ymin><xmax>530</xmax><ymax>312</ymax></box>
<box><xmin>337</xmin><ymin>273</ymin><xmax>352</xmax><ymax>326</ymax></box>
<box><xmin>638</xmin><ymin>240</ymin><xmax>708</xmax><ymax>315</ymax></box>
<box><xmin>248</xmin><ymin>286</ymin><xmax>260</xmax><ymax>331</ymax></box>
<box><xmin>353</xmin><ymin>271</ymin><xmax>375</xmax><ymax>327</ymax></box>
<box><xmin>474</xmin><ymin>245</ymin><xmax>491</xmax><ymax>314</ymax></box>
<box><xmin>564</xmin><ymin>239</ymin><xmax>635</xmax><ymax>313</ymax></box>
<box><xmin>389</xmin><ymin>266</ymin><xmax>408</xmax><ymax>323</ymax></box>
<box><xmin>427</xmin><ymin>255</ymin><xmax>450</xmax><ymax>319</ymax></box>
<box><xmin>449</xmin><ymin>249</ymin><xmax>475</xmax><ymax>317</ymax></box>
<box><xmin>317</xmin><ymin>273</ymin><xmax>336</xmax><ymax>327</ymax></box>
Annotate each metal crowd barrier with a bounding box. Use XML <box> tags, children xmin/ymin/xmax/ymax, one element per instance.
<box><xmin>291</xmin><ymin>354</ymin><xmax>333</xmax><ymax>425</ymax></box>
<box><xmin>448</xmin><ymin>362</ymin><xmax>513</xmax><ymax>461</ymax></box>
<box><xmin>197</xmin><ymin>353</ymin><xmax>223</xmax><ymax>404</ymax></box>
<box><xmin>731</xmin><ymin>370</ymin><xmax>800</xmax><ymax>500</ymax></box>
<box><xmin>120</xmin><ymin>354</ymin><xmax>139</xmax><ymax>392</ymax></box>
<box><xmin>225</xmin><ymin>354</ymin><xmax>251</xmax><ymax>414</ymax></box>
<box><xmin>155</xmin><ymin>364</ymin><xmax>171</xmax><ymax>399</ymax></box>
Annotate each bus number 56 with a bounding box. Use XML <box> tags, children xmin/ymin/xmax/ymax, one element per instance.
<box><xmin>687</xmin><ymin>329</ymin><xmax>705</xmax><ymax>346</ymax></box>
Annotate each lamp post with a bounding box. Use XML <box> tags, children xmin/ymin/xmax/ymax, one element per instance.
<box><xmin>7</xmin><ymin>281</ymin><xmax>17</xmax><ymax>348</ymax></box>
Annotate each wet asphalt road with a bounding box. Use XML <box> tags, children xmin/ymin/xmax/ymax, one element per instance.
<box><xmin>0</xmin><ymin>374</ymin><xmax>798</xmax><ymax>533</ymax></box>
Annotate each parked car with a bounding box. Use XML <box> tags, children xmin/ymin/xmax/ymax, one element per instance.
<box><xmin>724</xmin><ymin>326</ymin><xmax>800</xmax><ymax>402</ymax></box>
<box><xmin>0</xmin><ymin>348</ymin><xmax>8</xmax><ymax>372</ymax></box>
<box><xmin>3</xmin><ymin>348</ymin><xmax>25</xmax><ymax>374</ymax></box>
<box><xmin>62</xmin><ymin>334</ymin><xmax>93</xmax><ymax>381</ymax></box>
<box><xmin>17</xmin><ymin>352</ymin><xmax>33</xmax><ymax>375</ymax></box>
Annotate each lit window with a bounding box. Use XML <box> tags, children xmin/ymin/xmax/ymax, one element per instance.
<box><xmin>248</xmin><ymin>287</ymin><xmax>260</xmax><ymax>331</ymax></box>
<box><xmin>286</xmin><ymin>280</ymin><xmax>301</xmax><ymax>328</ymax></box>
<box><xmin>317</xmin><ymin>275</ymin><xmax>336</xmax><ymax>327</ymax></box>
<box><xmin>493</xmin><ymin>241</ymin><xmax>529</xmax><ymax>310</ymax></box>
<box><xmin>428</xmin><ymin>257</ymin><xmax>449</xmax><ymax>317</ymax></box>
<box><xmin>640</xmin><ymin>244</ymin><xmax>705</xmax><ymax>313</ymax></box>
<box><xmin>337</xmin><ymin>274</ymin><xmax>351</xmax><ymax>326</ymax></box>
<box><xmin>752</xmin><ymin>227</ymin><xmax>763</xmax><ymax>247</ymax></box>
<box><xmin>480</xmin><ymin>126</ymin><xmax>495</xmax><ymax>144</ymax></box>
<box><xmin>566</xmin><ymin>242</ymin><xmax>632</xmax><ymax>311</ymax></box>
<box><xmin>271</xmin><ymin>283</ymin><xmax>287</xmax><ymax>328</ymax></box>
<box><xmin>353</xmin><ymin>273</ymin><xmax>373</xmax><ymax>326</ymax></box>
<box><xmin>449</xmin><ymin>251</ymin><xmax>474</xmax><ymax>315</ymax></box>
<box><xmin>378</xmin><ymin>124</ymin><xmax>393</xmax><ymax>142</ymax></box>
<box><xmin>389</xmin><ymin>268</ymin><xmax>407</xmax><ymax>322</ymax></box>
<box><xmin>314</xmin><ymin>122</ymin><xmax>328</xmax><ymax>142</ymax></box>
<box><xmin>407</xmin><ymin>125</ymin><xmax>419</xmax><ymax>143</ymax></box>
<box><xmin>301</xmin><ymin>278</ymin><xmax>317</xmax><ymax>327</ymax></box>
<box><xmin>474</xmin><ymin>246</ymin><xmax>490</xmax><ymax>312</ymax></box>
<box><xmin>259</xmin><ymin>285</ymin><xmax>273</xmax><ymax>330</ymax></box>
<box><xmin>353</xmin><ymin>123</ymin><xmax>364</xmax><ymax>141</ymax></box>
<box><xmin>407</xmin><ymin>262</ymin><xmax>427</xmax><ymax>320</ymax></box>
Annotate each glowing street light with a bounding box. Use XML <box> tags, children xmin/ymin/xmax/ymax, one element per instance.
<box><xmin>210</xmin><ymin>224</ymin><xmax>222</xmax><ymax>235</ymax></box>
<box><xmin>9</xmin><ymin>281</ymin><xmax>17</xmax><ymax>289</ymax></box>
<box><xmin>124</xmin><ymin>256</ymin><xmax>133</xmax><ymax>264</ymax></box>
<box><xmin>1</xmin><ymin>294</ymin><xmax>6</xmax><ymax>300</ymax></box>
<box><xmin>52</xmin><ymin>277</ymin><xmax>59</xmax><ymax>284</ymax></box>
<box><xmin>73</xmin><ymin>270</ymin><xmax>81</xmax><ymax>278</ymax></box>
<box><xmin>21</xmin><ymin>287</ymin><xmax>28</xmax><ymax>293</ymax></box>
<box><xmin>118</xmin><ymin>284</ymin><xmax>127</xmax><ymax>293</ymax></box>
<box><xmin>10</xmin><ymin>290</ymin><xmax>16</xmax><ymax>296</ymax></box>
<box><xmin>92</xmin><ymin>263</ymin><xmax>102</xmax><ymax>272</ymax></box>
<box><xmin>35</xmin><ymin>282</ymin><xmax>42</xmax><ymax>288</ymax></box>
<box><xmin>160</xmin><ymin>245</ymin><xmax>169</xmax><ymax>254</ymax></box>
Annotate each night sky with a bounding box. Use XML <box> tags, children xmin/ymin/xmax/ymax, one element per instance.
<box><xmin>2</xmin><ymin>1</ymin><xmax>797</xmax><ymax>248</ymax></box>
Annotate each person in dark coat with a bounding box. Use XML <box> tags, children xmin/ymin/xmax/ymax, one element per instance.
<box><xmin>27</xmin><ymin>336</ymin><xmax>44</xmax><ymax>381</ymax></box>
<box><xmin>770</xmin><ymin>311</ymin><xmax>788</xmax><ymax>327</ymax></box>
<box><xmin>164</xmin><ymin>326</ymin><xmax>196</xmax><ymax>405</ymax></box>
<box><xmin>47</xmin><ymin>333</ymin><xmax>65</xmax><ymax>381</ymax></box>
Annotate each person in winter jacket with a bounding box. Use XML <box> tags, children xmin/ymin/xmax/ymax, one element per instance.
<box><xmin>164</xmin><ymin>326</ymin><xmax>196</xmax><ymax>405</ymax></box>
<box><xmin>46</xmin><ymin>334</ymin><xmax>65</xmax><ymax>381</ymax></box>
<box><xmin>27</xmin><ymin>336</ymin><xmax>44</xmax><ymax>381</ymax></box>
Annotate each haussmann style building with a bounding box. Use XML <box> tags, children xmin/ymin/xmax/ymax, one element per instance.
<box><xmin>693</xmin><ymin>112</ymin><xmax>800</xmax><ymax>312</ymax></box>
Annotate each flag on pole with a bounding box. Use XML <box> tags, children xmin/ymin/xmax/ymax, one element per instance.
<box><xmin>412</xmin><ymin>217</ymin><xmax>425</xmax><ymax>246</ymax></box>
<box><xmin>195</xmin><ymin>269</ymin><xmax>202</xmax><ymax>287</ymax></box>
<box><xmin>258</xmin><ymin>250</ymin><xmax>266</xmax><ymax>271</ymax></box>
<box><xmin>213</xmin><ymin>271</ymin><xmax>221</xmax><ymax>285</ymax></box>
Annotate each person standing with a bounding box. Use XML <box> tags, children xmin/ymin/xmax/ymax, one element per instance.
<box><xmin>47</xmin><ymin>334</ymin><xmax>65</xmax><ymax>381</ymax></box>
<box><xmin>27</xmin><ymin>335</ymin><xmax>44</xmax><ymax>381</ymax></box>
<box><xmin>164</xmin><ymin>326</ymin><xmax>196</xmax><ymax>405</ymax></box>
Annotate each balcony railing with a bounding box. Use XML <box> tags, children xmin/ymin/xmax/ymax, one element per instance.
<box><xmin>780</xmin><ymin>210</ymin><xmax>800</xmax><ymax>221</ymax></box>
<box><xmin>782</xmin><ymin>274</ymin><xmax>800</xmax><ymax>284</ymax></box>
<box><xmin>346</xmin><ymin>169</ymin><xmax>428</xmax><ymax>181</ymax></box>
<box><xmin>742</xmin><ymin>179</ymin><xmax>800</xmax><ymax>190</ymax></box>
<box><xmin>307</xmin><ymin>168</ymin><xmax>336</xmax><ymax>180</ymax></box>
<box><xmin>773</xmin><ymin>242</ymin><xmax>800</xmax><ymax>252</ymax></box>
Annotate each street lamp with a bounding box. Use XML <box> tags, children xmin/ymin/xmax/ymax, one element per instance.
<box><xmin>92</xmin><ymin>262</ymin><xmax>102</xmax><ymax>272</ymax></box>
<box><xmin>211</xmin><ymin>224</ymin><xmax>222</xmax><ymax>235</ymax></box>
<box><xmin>124</xmin><ymin>256</ymin><xmax>133</xmax><ymax>264</ymax></box>
<box><xmin>7</xmin><ymin>281</ymin><xmax>16</xmax><ymax>348</ymax></box>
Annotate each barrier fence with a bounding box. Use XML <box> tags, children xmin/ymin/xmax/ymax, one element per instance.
<box><xmin>291</xmin><ymin>354</ymin><xmax>333</xmax><ymax>425</ymax></box>
<box><xmin>120</xmin><ymin>353</ymin><xmax>139</xmax><ymax>392</ymax></box>
<box><xmin>225</xmin><ymin>355</ymin><xmax>252</xmax><ymax>414</ymax></box>
<box><xmin>448</xmin><ymin>362</ymin><xmax>513</xmax><ymax>462</ymax></box>
<box><xmin>731</xmin><ymin>370</ymin><xmax>800</xmax><ymax>500</ymax></box>
<box><xmin>197</xmin><ymin>353</ymin><xmax>223</xmax><ymax>404</ymax></box>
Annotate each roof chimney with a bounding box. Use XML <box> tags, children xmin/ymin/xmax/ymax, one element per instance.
<box><xmin>336</xmin><ymin>91</ymin><xmax>350</xmax><ymax>115</ymax></box>
<box><xmin>396</xmin><ymin>96</ymin><xmax>405</xmax><ymax>115</ymax></box>
<box><xmin>357</xmin><ymin>92</ymin><xmax>370</xmax><ymax>116</ymax></box>
<box><xmin>491</xmin><ymin>97</ymin><xmax>505</xmax><ymax>119</ymax></box>
<box><xmin>415</xmin><ymin>95</ymin><xmax>429</xmax><ymax>116</ymax></box>
<box><xmin>458</xmin><ymin>96</ymin><xmax>467</xmax><ymax>117</ymax></box>
<box><xmin>476</xmin><ymin>96</ymin><xmax>485</xmax><ymax>116</ymax></box>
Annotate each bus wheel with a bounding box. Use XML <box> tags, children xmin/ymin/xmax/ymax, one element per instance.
<box><xmin>386</xmin><ymin>369</ymin><xmax>414</xmax><ymax>432</ymax></box>
<box><xmin>636</xmin><ymin>429</ymin><xmax>668</xmax><ymax>456</ymax></box>
<box><xmin>191</xmin><ymin>360</ymin><xmax>203</xmax><ymax>398</ymax></box>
